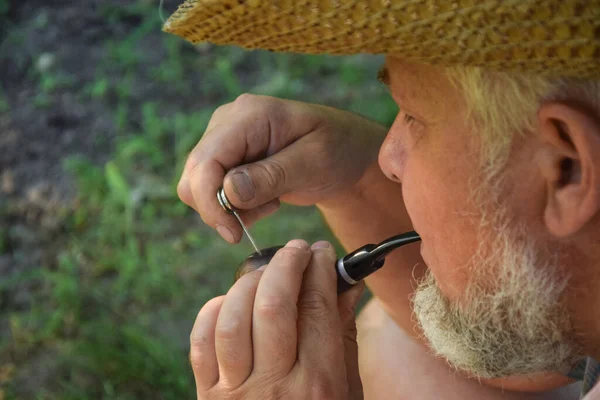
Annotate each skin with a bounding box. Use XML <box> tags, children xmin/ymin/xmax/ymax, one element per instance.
<box><xmin>342</xmin><ymin>57</ymin><xmax>600</xmax><ymax>391</ymax></box>
<box><xmin>189</xmin><ymin>239</ymin><xmax>365</xmax><ymax>399</ymax></box>
<box><xmin>178</xmin><ymin>56</ymin><xmax>600</xmax><ymax>398</ymax></box>
<box><xmin>377</xmin><ymin>58</ymin><xmax>483</xmax><ymax>302</ymax></box>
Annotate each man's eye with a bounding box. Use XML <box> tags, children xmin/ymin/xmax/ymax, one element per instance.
<box><xmin>402</xmin><ymin>112</ymin><xmax>425</xmax><ymax>143</ymax></box>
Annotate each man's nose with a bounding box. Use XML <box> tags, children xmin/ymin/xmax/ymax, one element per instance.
<box><xmin>378</xmin><ymin>134</ymin><xmax>406</xmax><ymax>183</ymax></box>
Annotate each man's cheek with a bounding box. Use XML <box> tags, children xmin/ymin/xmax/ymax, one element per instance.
<box><xmin>400</xmin><ymin>167</ymin><xmax>432</xmax><ymax>235</ymax></box>
<box><xmin>400</xmin><ymin>180</ymin><xmax>419</xmax><ymax>229</ymax></box>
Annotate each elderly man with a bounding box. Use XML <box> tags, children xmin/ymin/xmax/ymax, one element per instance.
<box><xmin>165</xmin><ymin>1</ymin><xmax>599</xmax><ymax>399</ymax></box>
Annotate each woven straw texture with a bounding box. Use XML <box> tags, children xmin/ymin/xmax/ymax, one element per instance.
<box><xmin>163</xmin><ymin>0</ymin><xmax>600</xmax><ymax>78</ymax></box>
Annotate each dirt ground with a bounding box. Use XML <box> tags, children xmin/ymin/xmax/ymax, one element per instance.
<box><xmin>0</xmin><ymin>2</ymin><xmax>206</xmax><ymax>396</ymax></box>
<box><xmin>0</xmin><ymin>0</ymin><xmax>183</xmax><ymax>299</ymax></box>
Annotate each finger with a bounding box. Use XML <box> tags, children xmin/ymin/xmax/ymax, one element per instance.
<box><xmin>337</xmin><ymin>281</ymin><xmax>364</xmax><ymax>331</ymax></box>
<box><xmin>177</xmin><ymin>133</ymin><xmax>242</xmax><ymax>243</ymax></box>
<box><xmin>190</xmin><ymin>296</ymin><xmax>226</xmax><ymax>392</ymax></box>
<box><xmin>177</xmin><ymin>161</ymin><xmax>196</xmax><ymax>211</ymax></box>
<box><xmin>184</xmin><ymin>107</ymin><xmax>278</xmax><ymax>243</ymax></box>
<box><xmin>252</xmin><ymin>239</ymin><xmax>311</xmax><ymax>375</ymax></box>
<box><xmin>222</xmin><ymin>134</ymin><xmax>324</xmax><ymax>210</ymax></box>
<box><xmin>205</xmin><ymin>102</ymin><xmax>234</xmax><ymax>132</ymax></box>
<box><xmin>297</xmin><ymin>241</ymin><xmax>344</xmax><ymax>370</ymax></box>
<box><xmin>177</xmin><ymin>102</ymin><xmax>234</xmax><ymax>208</ymax></box>
<box><xmin>338</xmin><ymin>282</ymin><xmax>365</xmax><ymax>398</ymax></box>
<box><xmin>188</xmin><ymin>157</ymin><xmax>243</xmax><ymax>244</ymax></box>
<box><xmin>180</xmin><ymin>96</ymin><xmax>317</xmax><ymax>242</ymax></box>
<box><xmin>215</xmin><ymin>271</ymin><xmax>263</xmax><ymax>389</ymax></box>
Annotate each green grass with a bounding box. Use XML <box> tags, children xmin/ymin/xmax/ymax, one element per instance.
<box><xmin>39</xmin><ymin>73</ymin><xmax>75</xmax><ymax>94</ymax></box>
<box><xmin>150</xmin><ymin>36</ymin><xmax>187</xmax><ymax>92</ymax></box>
<box><xmin>84</xmin><ymin>77</ymin><xmax>110</xmax><ymax>100</ymax></box>
<box><xmin>0</xmin><ymin>1</ymin><xmax>397</xmax><ymax>398</ymax></box>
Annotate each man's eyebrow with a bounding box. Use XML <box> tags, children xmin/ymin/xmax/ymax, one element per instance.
<box><xmin>377</xmin><ymin>66</ymin><xmax>390</xmax><ymax>87</ymax></box>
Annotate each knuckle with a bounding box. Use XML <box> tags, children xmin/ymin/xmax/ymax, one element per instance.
<box><xmin>187</xmin><ymin>158</ymin><xmax>207</xmax><ymax>182</ymax></box>
<box><xmin>216</xmin><ymin>350</ymin><xmax>239</xmax><ymax>374</ymax></box>
<box><xmin>186</xmin><ymin>164</ymin><xmax>218</xmax><ymax>223</ymax></box>
<box><xmin>308</xmin><ymin>134</ymin><xmax>331</xmax><ymax>157</ymax></box>
<box><xmin>177</xmin><ymin>179</ymin><xmax>190</xmax><ymax>202</ymax></box>
<box><xmin>299</xmin><ymin>288</ymin><xmax>330</xmax><ymax>318</ymax></box>
<box><xmin>233</xmin><ymin>93</ymin><xmax>258</xmax><ymax>109</ymax></box>
<box><xmin>257</xmin><ymin>159</ymin><xmax>287</xmax><ymax>191</ymax></box>
<box><xmin>255</xmin><ymin>295</ymin><xmax>295</xmax><ymax>321</ymax></box>
<box><xmin>215</xmin><ymin>318</ymin><xmax>244</xmax><ymax>343</ymax></box>
<box><xmin>211</xmin><ymin>103</ymin><xmax>230</xmax><ymax>119</ymax></box>
<box><xmin>177</xmin><ymin>179</ymin><xmax>194</xmax><ymax>202</ymax></box>
<box><xmin>184</xmin><ymin>145</ymin><xmax>203</xmax><ymax>171</ymax></box>
<box><xmin>188</xmin><ymin>344</ymin><xmax>210</xmax><ymax>372</ymax></box>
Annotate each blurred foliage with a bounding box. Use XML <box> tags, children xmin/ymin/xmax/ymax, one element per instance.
<box><xmin>0</xmin><ymin>0</ymin><xmax>398</xmax><ymax>398</ymax></box>
<box><xmin>0</xmin><ymin>0</ymin><xmax>8</xmax><ymax>20</ymax></box>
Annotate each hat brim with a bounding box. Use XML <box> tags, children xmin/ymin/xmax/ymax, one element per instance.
<box><xmin>163</xmin><ymin>0</ymin><xmax>600</xmax><ymax>78</ymax></box>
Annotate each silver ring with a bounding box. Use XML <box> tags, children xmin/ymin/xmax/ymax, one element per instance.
<box><xmin>336</xmin><ymin>258</ymin><xmax>357</xmax><ymax>285</ymax></box>
<box><xmin>217</xmin><ymin>187</ymin><xmax>235</xmax><ymax>213</ymax></box>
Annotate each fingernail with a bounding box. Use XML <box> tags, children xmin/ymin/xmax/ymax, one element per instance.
<box><xmin>216</xmin><ymin>225</ymin><xmax>235</xmax><ymax>244</ymax></box>
<box><xmin>311</xmin><ymin>241</ymin><xmax>330</xmax><ymax>249</ymax></box>
<box><xmin>231</xmin><ymin>172</ymin><xmax>255</xmax><ymax>202</ymax></box>
<box><xmin>285</xmin><ymin>239</ymin><xmax>310</xmax><ymax>250</ymax></box>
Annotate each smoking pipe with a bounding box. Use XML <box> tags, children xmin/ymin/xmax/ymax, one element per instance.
<box><xmin>235</xmin><ymin>231</ymin><xmax>421</xmax><ymax>293</ymax></box>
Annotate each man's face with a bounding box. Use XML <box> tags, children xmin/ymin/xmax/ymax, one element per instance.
<box><xmin>378</xmin><ymin>56</ymin><xmax>579</xmax><ymax>378</ymax></box>
<box><xmin>378</xmin><ymin>57</ymin><xmax>483</xmax><ymax>301</ymax></box>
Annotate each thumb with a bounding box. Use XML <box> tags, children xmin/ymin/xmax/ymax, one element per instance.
<box><xmin>222</xmin><ymin>140</ymin><xmax>315</xmax><ymax>210</ymax></box>
<box><xmin>338</xmin><ymin>282</ymin><xmax>365</xmax><ymax>400</ymax></box>
<box><xmin>338</xmin><ymin>281</ymin><xmax>364</xmax><ymax>324</ymax></box>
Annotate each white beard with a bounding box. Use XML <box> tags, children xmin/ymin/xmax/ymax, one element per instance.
<box><xmin>412</xmin><ymin>220</ymin><xmax>581</xmax><ymax>378</ymax></box>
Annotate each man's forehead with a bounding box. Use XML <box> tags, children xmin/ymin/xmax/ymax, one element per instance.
<box><xmin>381</xmin><ymin>57</ymin><xmax>463</xmax><ymax>122</ymax></box>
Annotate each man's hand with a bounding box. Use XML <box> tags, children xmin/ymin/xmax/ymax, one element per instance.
<box><xmin>189</xmin><ymin>239</ymin><xmax>364</xmax><ymax>400</ymax></box>
<box><xmin>177</xmin><ymin>94</ymin><xmax>387</xmax><ymax>243</ymax></box>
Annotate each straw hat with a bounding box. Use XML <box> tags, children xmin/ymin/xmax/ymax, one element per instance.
<box><xmin>163</xmin><ymin>0</ymin><xmax>600</xmax><ymax>78</ymax></box>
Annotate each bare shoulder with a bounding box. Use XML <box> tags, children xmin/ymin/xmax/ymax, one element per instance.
<box><xmin>356</xmin><ymin>298</ymin><xmax>581</xmax><ymax>400</ymax></box>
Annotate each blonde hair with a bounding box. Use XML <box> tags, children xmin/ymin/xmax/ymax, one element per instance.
<box><xmin>446</xmin><ymin>68</ymin><xmax>600</xmax><ymax>178</ymax></box>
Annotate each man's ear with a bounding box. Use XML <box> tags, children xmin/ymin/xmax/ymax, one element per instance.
<box><xmin>536</xmin><ymin>102</ymin><xmax>600</xmax><ymax>237</ymax></box>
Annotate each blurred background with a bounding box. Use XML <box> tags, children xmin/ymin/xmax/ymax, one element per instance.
<box><xmin>0</xmin><ymin>0</ymin><xmax>397</xmax><ymax>398</ymax></box>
